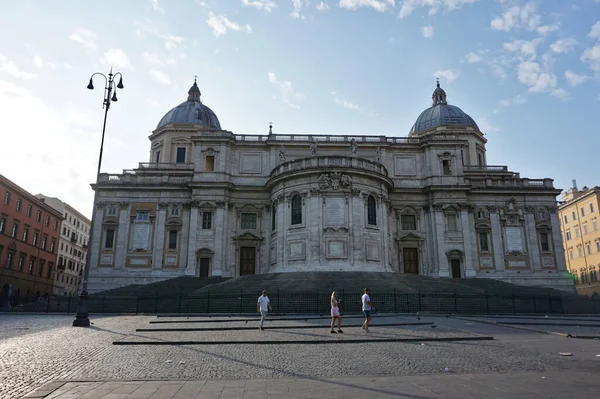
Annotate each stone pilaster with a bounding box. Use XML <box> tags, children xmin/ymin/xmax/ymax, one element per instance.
<box><xmin>152</xmin><ymin>206</ymin><xmax>167</xmax><ymax>270</ymax></box>
<box><xmin>114</xmin><ymin>205</ymin><xmax>130</xmax><ymax>270</ymax></box>
<box><xmin>89</xmin><ymin>205</ymin><xmax>105</xmax><ymax>270</ymax></box>
<box><xmin>550</xmin><ymin>211</ymin><xmax>567</xmax><ymax>271</ymax></box>
<box><xmin>179</xmin><ymin>207</ymin><xmax>190</xmax><ymax>271</ymax></box>
<box><xmin>460</xmin><ymin>209</ymin><xmax>476</xmax><ymax>277</ymax></box>
<box><xmin>185</xmin><ymin>206</ymin><xmax>199</xmax><ymax>275</ymax></box>
<box><xmin>525</xmin><ymin>213</ymin><xmax>541</xmax><ymax>271</ymax></box>
<box><xmin>308</xmin><ymin>194</ymin><xmax>321</xmax><ymax>267</ymax></box>
<box><xmin>490</xmin><ymin>212</ymin><xmax>505</xmax><ymax>272</ymax></box>
<box><xmin>434</xmin><ymin>210</ymin><xmax>448</xmax><ymax>277</ymax></box>
<box><xmin>382</xmin><ymin>200</ymin><xmax>391</xmax><ymax>270</ymax></box>
<box><xmin>212</xmin><ymin>203</ymin><xmax>226</xmax><ymax>276</ymax></box>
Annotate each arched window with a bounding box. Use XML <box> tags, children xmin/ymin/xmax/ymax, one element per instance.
<box><xmin>367</xmin><ymin>195</ymin><xmax>377</xmax><ymax>226</ymax></box>
<box><xmin>291</xmin><ymin>195</ymin><xmax>302</xmax><ymax>225</ymax></box>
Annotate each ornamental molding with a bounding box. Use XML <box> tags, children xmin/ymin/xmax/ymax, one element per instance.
<box><xmin>486</xmin><ymin>205</ymin><xmax>499</xmax><ymax>213</ymax></box>
<box><xmin>215</xmin><ymin>200</ymin><xmax>227</xmax><ymax>209</ymax></box>
<box><xmin>318</xmin><ymin>172</ymin><xmax>352</xmax><ymax>190</ymax></box>
<box><xmin>158</xmin><ymin>203</ymin><xmax>169</xmax><ymax>210</ymax></box>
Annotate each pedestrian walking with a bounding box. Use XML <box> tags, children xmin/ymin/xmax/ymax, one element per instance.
<box><xmin>330</xmin><ymin>291</ymin><xmax>343</xmax><ymax>333</ymax></box>
<box><xmin>257</xmin><ymin>290</ymin><xmax>272</xmax><ymax>330</ymax></box>
<box><xmin>361</xmin><ymin>288</ymin><xmax>374</xmax><ymax>332</ymax></box>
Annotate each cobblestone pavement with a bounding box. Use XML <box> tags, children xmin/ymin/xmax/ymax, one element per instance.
<box><xmin>1</xmin><ymin>314</ymin><xmax>599</xmax><ymax>399</ymax></box>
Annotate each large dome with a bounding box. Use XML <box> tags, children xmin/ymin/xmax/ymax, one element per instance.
<box><xmin>409</xmin><ymin>81</ymin><xmax>478</xmax><ymax>135</ymax></box>
<box><xmin>156</xmin><ymin>80</ymin><xmax>221</xmax><ymax>130</ymax></box>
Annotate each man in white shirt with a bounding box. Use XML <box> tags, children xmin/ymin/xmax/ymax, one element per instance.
<box><xmin>361</xmin><ymin>288</ymin><xmax>374</xmax><ymax>331</ymax></box>
<box><xmin>257</xmin><ymin>290</ymin><xmax>272</xmax><ymax>330</ymax></box>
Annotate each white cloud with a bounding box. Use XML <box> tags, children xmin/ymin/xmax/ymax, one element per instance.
<box><xmin>33</xmin><ymin>55</ymin><xmax>43</xmax><ymax>68</ymax></box>
<box><xmin>564</xmin><ymin>70</ymin><xmax>588</xmax><ymax>87</ymax></box>
<box><xmin>503</xmin><ymin>38</ymin><xmax>542</xmax><ymax>58</ymax></box>
<box><xmin>517</xmin><ymin>61</ymin><xmax>557</xmax><ymax>93</ymax></box>
<box><xmin>150</xmin><ymin>70</ymin><xmax>171</xmax><ymax>85</ymax></box>
<box><xmin>291</xmin><ymin>0</ymin><xmax>306</xmax><ymax>19</ymax></box>
<box><xmin>69</xmin><ymin>28</ymin><xmax>97</xmax><ymax>49</ymax></box>
<box><xmin>588</xmin><ymin>21</ymin><xmax>600</xmax><ymax>40</ymax></box>
<box><xmin>150</xmin><ymin>0</ymin><xmax>164</xmax><ymax>13</ymax></box>
<box><xmin>207</xmin><ymin>12</ymin><xmax>252</xmax><ymax>37</ymax></box>
<box><xmin>103</xmin><ymin>49</ymin><xmax>133</xmax><ymax>70</ymax></box>
<box><xmin>463</xmin><ymin>49</ymin><xmax>489</xmax><ymax>64</ymax></box>
<box><xmin>549</xmin><ymin>37</ymin><xmax>578</xmax><ymax>54</ymax></box>
<box><xmin>398</xmin><ymin>0</ymin><xmax>479</xmax><ymax>19</ymax></box>
<box><xmin>497</xmin><ymin>94</ymin><xmax>527</xmax><ymax>112</ymax></box>
<box><xmin>329</xmin><ymin>91</ymin><xmax>360</xmax><ymax>110</ymax></box>
<box><xmin>242</xmin><ymin>0</ymin><xmax>277</xmax><ymax>12</ymax></box>
<box><xmin>420</xmin><ymin>25</ymin><xmax>434</xmax><ymax>38</ymax></box>
<box><xmin>476</xmin><ymin>117</ymin><xmax>500</xmax><ymax>133</ymax></box>
<box><xmin>339</xmin><ymin>0</ymin><xmax>395</xmax><ymax>12</ymax></box>
<box><xmin>268</xmin><ymin>72</ymin><xmax>304</xmax><ymax>108</ymax></box>
<box><xmin>0</xmin><ymin>54</ymin><xmax>37</xmax><ymax>79</ymax></box>
<box><xmin>490</xmin><ymin>2</ymin><xmax>540</xmax><ymax>32</ymax></box>
<box><xmin>581</xmin><ymin>45</ymin><xmax>600</xmax><ymax>73</ymax></box>
<box><xmin>316</xmin><ymin>1</ymin><xmax>330</xmax><ymax>10</ymax></box>
<box><xmin>536</xmin><ymin>24</ymin><xmax>559</xmax><ymax>35</ymax></box>
<box><xmin>433</xmin><ymin>69</ymin><xmax>460</xmax><ymax>82</ymax></box>
<box><xmin>135</xmin><ymin>20</ymin><xmax>186</xmax><ymax>49</ymax></box>
<box><xmin>550</xmin><ymin>88</ymin><xmax>570</xmax><ymax>100</ymax></box>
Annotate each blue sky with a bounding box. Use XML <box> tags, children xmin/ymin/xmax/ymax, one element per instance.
<box><xmin>0</xmin><ymin>0</ymin><xmax>599</xmax><ymax>217</ymax></box>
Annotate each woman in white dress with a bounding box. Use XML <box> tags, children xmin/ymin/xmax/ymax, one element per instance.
<box><xmin>330</xmin><ymin>291</ymin><xmax>343</xmax><ymax>333</ymax></box>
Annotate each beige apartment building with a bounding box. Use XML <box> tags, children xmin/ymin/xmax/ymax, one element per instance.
<box><xmin>36</xmin><ymin>195</ymin><xmax>90</xmax><ymax>296</ymax></box>
<box><xmin>559</xmin><ymin>181</ymin><xmax>600</xmax><ymax>296</ymax></box>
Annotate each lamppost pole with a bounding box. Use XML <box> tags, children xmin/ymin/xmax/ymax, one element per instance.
<box><xmin>73</xmin><ymin>68</ymin><xmax>124</xmax><ymax>327</ymax></box>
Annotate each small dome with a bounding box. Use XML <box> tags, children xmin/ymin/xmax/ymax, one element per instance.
<box><xmin>156</xmin><ymin>80</ymin><xmax>222</xmax><ymax>130</ymax></box>
<box><xmin>409</xmin><ymin>80</ymin><xmax>479</xmax><ymax>135</ymax></box>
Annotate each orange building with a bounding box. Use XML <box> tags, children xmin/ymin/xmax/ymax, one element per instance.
<box><xmin>558</xmin><ymin>181</ymin><xmax>600</xmax><ymax>296</ymax></box>
<box><xmin>0</xmin><ymin>174</ymin><xmax>63</xmax><ymax>303</ymax></box>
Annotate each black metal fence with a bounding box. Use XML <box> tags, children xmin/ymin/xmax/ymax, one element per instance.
<box><xmin>4</xmin><ymin>290</ymin><xmax>600</xmax><ymax>315</ymax></box>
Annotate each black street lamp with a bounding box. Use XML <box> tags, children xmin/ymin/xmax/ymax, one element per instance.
<box><xmin>73</xmin><ymin>68</ymin><xmax>124</xmax><ymax>327</ymax></box>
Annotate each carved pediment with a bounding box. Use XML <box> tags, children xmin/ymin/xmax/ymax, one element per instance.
<box><xmin>397</xmin><ymin>232</ymin><xmax>424</xmax><ymax>241</ymax></box>
<box><xmin>196</xmin><ymin>247</ymin><xmax>214</xmax><ymax>255</ymax></box>
<box><xmin>323</xmin><ymin>226</ymin><xmax>349</xmax><ymax>233</ymax></box>
<box><xmin>233</xmin><ymin>232</ymin><xmax>264</xmax><ymax>241</ymax></box>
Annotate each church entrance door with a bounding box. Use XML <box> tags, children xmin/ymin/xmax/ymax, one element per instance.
<box><xmin>403</xmin><ymin>248</ymin><xmax>419</xmax><ymax>274</ymax></box>
<box><xmin>198</xmin><ymin>258</ymin><xmax>210</xmax><ymax>278</ymax></box>
<box><xmin>240</xmin><ymin>247</ymin><xmax>256</xmax><ymax>275</ymax></box>
<box><xmin>451</xmin><ymin>259</ymin><xmax>461</xmax><ymax>278</ymax></box>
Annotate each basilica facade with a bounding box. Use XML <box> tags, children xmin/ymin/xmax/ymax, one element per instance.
<box><xmin>87</xmin><ymin>80</ymin><xmax>574</xmax><ymax>293</ymax></box>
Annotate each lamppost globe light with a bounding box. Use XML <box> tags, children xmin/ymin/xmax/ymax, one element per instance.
<box><xmin>73</xmin><ymin>68</ymin><xmax>124</xmax><ymax>328</ymax></box>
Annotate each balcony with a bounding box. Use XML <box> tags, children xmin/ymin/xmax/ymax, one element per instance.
<box><xmin>97</xmin><ymin>173</ymin><xmax>192</xmax><ymax>185</ymax></box>
<box><xmin>137</xmin><ymin>162</ymin><xmax>194</xmax><ymax>170</ymax></box>
<box><xmin>464</xmin><ymin>165</ymin><xmax>509</xmax><ymax>173</ymax></box>
<box><xmin>270</xmin><ymin>155</ymin><xmax>388</xmax><ymax>179</ymax></box>
<box><xmin>467</xmin><ymin>177</ymin><xmax>556</xmax><ymax>190</ymax></box>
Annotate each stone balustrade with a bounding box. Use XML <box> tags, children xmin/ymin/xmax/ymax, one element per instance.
<box><xmin>138</xmin><ymin>162</ymin><xmax>194</xmax><ymax>170</ymax></box>
<box><xmin>464</xmin><ymin>165</ymin><xmax>509</xmax><ymax>172</ymax></box>
<box><xmin>231</xmin><ymin>132</ymin><xmax>468</xmax><ymax>144</ymax></box>
<box><xmin>97</xmin><ymin>173</ymin><xmax>191</xmax><ymax>185</ymax></box>
<box><xmin>270</xmin><ymin>155</ymin><xmax>388</xmax><ymax>178</ymax></box>
<box><xmin>467</xmin><ymin>177</ymin><xmax>555</xmax><ymax>189</ymax></box>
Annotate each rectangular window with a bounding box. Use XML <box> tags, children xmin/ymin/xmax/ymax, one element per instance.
<box><xmin>540</xmin><ymin>232</ymin><xmax>550</xmax><ymax>252</ymax></box>
<box><xmin>575</xmin><ymin>227</ymin><xmax>580</xmax><ymax>238</ymax></box>
<box><xmin>581</xmin><ymin>208</ymin><xmax>585</xmax><ymax>217</ymax></box>
<box><xmin>36</xmin><ymin>211</ymin><xmax>41</xmax><ymax>222</ymax></box>
<box><xmin>591</xmin><ymin>203</ymin><xmax>595</xmax><ymax>213</ymax></box>
<box><xmin>53</xmin><ymin>219</ymin><xmax>58</xmax><ymax>231</ymax></box>
<box><xmin>0</xmin><ymin>216</ymin><xmax>5</xmax><ymax>234</ymax></box>
<box><xmin>168</xmin><ymin>230</ymin><xmax>178</xmax><ymax>250</ymax></box>
<box><xmin>477</xmin><ymin>153</ymin><xmax>483</xmax><ymax>166</ymax></box>
<box><xmin>577</xmin><ymin>247</ymin><xmax>583</xmax><ymax>257</ymax></box>
<box><xmin>586</xmin><ymin>243</ymin><xmax>592</xmax><ymax>255</ymax></box>
<box><xmin>6</xmin><ymin>252</ymin><xmax>13</xmax><ymax>269</ymax></box>
<box><xmin>202</xmin><ymin>211</ymin><xmax>212</xmax><ymax>229</ymax></box>
<box><xmin>401</xmin><ymin>215</ymin><xmax>417</xmax><ymax>231</ymax></box>
<box><xmin>442</xmin><ymin>160</ymin><xmax>452</xmax><ymax>175</ymax></box>
<box><xmin>572</xmin><ymin>211</ymin><xmax>576</xmax><ymax>221</ymax></box>
<box><xmin>596</xmin><ymin>241</ymin><xmax>600</xmax><ymax>252</ymax></box>
<box><xmin>479</xmin><ymin>231</ymin><xmax>489</xmax><ymax>252</ymax></box>
<box><xmin>42</xmin><ymin>236</ymin><xmax>47</xmax><ymax>250</ymax></box>
<box><xmin>29</xmin><ymin>257</ymin><xmax>35</xmax><ymax>274</ymax></box>
<box><xmin>62</xmin><ymin>226</ymin><xmax>67</xmax><ymax>235</ymax></box>
<box><xmin>271</xmin><ymin>205</ymin><xmax>276</xmax><ymax>231</ymax></box>
<box><xmin>563</xmin><ymin>215</ymin><xmax>568</xmax><ymax>224</ymax></box>
<box><xmin>23</xmin><ymin>228</ymin><xmax>28</xmax><ymax>242</ymax></box>
<box><xmin>566</xmin><ymin>231</ymin><xmax>571</xmax><ymax>241</ymax></box>
<box><xmin>584</xmin><ymin>224</ymin><xmax>588</xmax><ymax>235</ymax></box>
<box><xmin>32</xmin><ymin>232</ymin><xmax>38</xmax><ymax>246</ymax></box>
<box><xmin>155</xmin><ymin>150</ymin><xmax>161</xmax><ymax>164</ymax></box>
<box><xmin>107</xmin><ymin>205</ymin><xmax>118</xmax><ymax>216</ymax></box>
<box><xmin>47</xmin><ymin>262</ymin><xmax>53</xmax><ymax>279</ymax></box>
<box><xmin>569</xmin><ymin>249</ymin><xmax>574</xmax><ymax>259</ymax></box>
<box><xmin>38</xmin><ymin>260</ymin><xmax>45</xmax><ymax>276</ymax></box>
<box><xmin>446</xmin><ymin>214</ymin><xmax>458</xmax><ymax>231</ymax></box>
<box><xmin>27</xmin><ymin>205</ymin><xmax>32</xmax><ymax>217</ymax></box>
<box><xmin>45</xmin><ymin>215</ymin><xmax>50</xmax><ymax>226</ymax></box>
<box><xmin>50</xmin><ymin>238</ymin><xmax>56</xmax><ymax>253</ymax></box>
<box><xmin>104</xmin><ymin>229</ymin><xmax>115</xmax><ymax>249</ymax></box>
<box><xmin>136</xmin><ymin>210</ymin><xmax>150</xmax><ymax>221</ymax></box>
<box><xmin>18</xmin><ymin>254</ymin><xmax>25</xmax><ymax>272</ymax></box>
<box><xmin>16</xmin><ymin>198</ymin><xmax>21</xmax><ymax>211</ymax></box>
<box><xmin>11</xmin><ymin>223</ymin><xmax>18</xmax><ymax>238</ymax></box>
<box><xmin>205</xmin><ymin>155</ymin><xmax>215</xmax><ymax>171</ymax></box>
<box><xmin>176</xmin><ymin>147</ymin><xmax>186</xmax><ymax>163</ymax></box>
<box><xmin>593</xmin><ymin>219</ymin><xmax>598</xmax><ymax>231</ymax></box>
<box><xmin>4</xmin><ymin>191</ymin><xmax>10</xmax><ymax>205</ymax></box>
<box><xmin>241</xmin><ymin>213</ymin><xmax>257</xmax><ymax>230</ymax></box>
<box><xmin>170</xmin><ymin>206</ymin><xmax>180</xmax><ymax>217</ymax></box>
